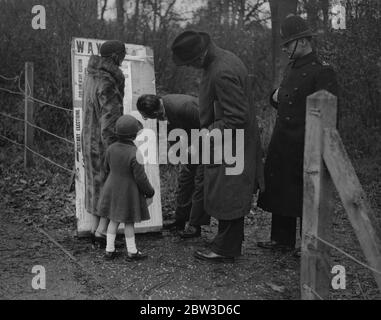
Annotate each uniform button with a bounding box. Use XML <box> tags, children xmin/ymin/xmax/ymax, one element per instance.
<box><xmin>286</xmin><ymin>117</ymin><xmax>291</xmax><ymax>121</ymax></box>
<box><xmin>294</xmin><ymin>87</ymin><xmax>298</xmax><ymax>91</ymax></box>
<box><xmin>289</xmin><ymin>101</ymin><xmax>293</xmax><ymax>105</ymax></box>
<box><xmin>302</xmin><ymin>72</ymin><xmax>307</xmax><ymax>77</ymax></box>
<box><xmin>312</xmin><ymin>62</ymin><xmax>316</xmax><ymax>66</ymax></box>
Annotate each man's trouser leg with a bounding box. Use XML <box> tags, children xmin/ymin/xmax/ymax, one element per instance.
<box><xmin>270</xmin><ymin>214</ymin><xmax>297</xmax><ymax>248</ymax></box>
<box><xmin>188</xmin><ymin>164</ymin><xmax>210</xmax><ymax>226</ymax></box>
<box><xmin>174</xmin><ymin>164</ymin><xmax>197</xmax><ymax>226</ymax></box>
<box><xmin>210</xmin><ymin>217</ymin><xmax>245</xmax><ymax>257</ymax></box>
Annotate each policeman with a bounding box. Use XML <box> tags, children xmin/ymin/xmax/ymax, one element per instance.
<box><xmin>257</xmin><ymin>15</ymin><xmax>338</xmax><ymax>256</ymax></box>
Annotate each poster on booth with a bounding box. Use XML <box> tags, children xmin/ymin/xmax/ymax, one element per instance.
<box><xmin>71</xmin><ymin>37</ymin><xmax>162</xmax><ymax>235</ymax></box>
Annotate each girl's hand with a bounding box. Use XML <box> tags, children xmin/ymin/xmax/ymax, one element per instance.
<box><xmin>146</xmin><ymin>197</ymin><xmax>153</xmax><ymax>207</ymax></box>
<box><xmin>272</xmin><ymin>88</ymin><xmax>279</xmax><ymax>103</ymax></box>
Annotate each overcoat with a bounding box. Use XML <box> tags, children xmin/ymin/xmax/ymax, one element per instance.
<box><xmin>81</xmin><ymin>55</ymin><xmax>124</xmax><ymax>216</ymax></box>
<box><xmin>162</xmin><ymin>94</ymin><xmax>200</xmax><ymax>151</ymax></box>
<box><xmin>258</xmin><ymin>52</ymin><xmax>338</xmax><ymax>217</ymax></box>
<box><xmin>162</xmin><ymin>94</ymin><xmax>200</xmax><ymax>134</ymax></box>
<box><xmin>198</xmin><ymin>43</ymin><xmax>261</xmax><ymax>220</ymax></box>
<box><xmin>98</xmin><ymin>141</ymin><xmax>154</xmax><ymax>224</ymax></box>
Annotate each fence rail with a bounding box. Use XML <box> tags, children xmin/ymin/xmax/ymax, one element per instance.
<box><xmin>0</xmin><ymin>62</ymin><xmax>74</xmax><ymax>174</ymax></box>
<box><xmin>301</xmin><ymin>90</ymin><xmax>381</xmax><ymax>300</ymax></box>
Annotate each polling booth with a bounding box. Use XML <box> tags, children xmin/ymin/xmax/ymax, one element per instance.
<box><xmin>71</xmin><ymin>37</ymin><xmax>162</xmax><ymax>235</ymax></box>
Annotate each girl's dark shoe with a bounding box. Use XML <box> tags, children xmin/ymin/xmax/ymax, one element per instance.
<box><xmin>104</xmin><ymin>251</ymin><xmax>122</xmax><ymax>261</ymax></box>
<box><xmin>126</xmin><ymin>251</ymin><xmax>148</xmax><ymax>262</ymax></box>
<box><xmin>94</xmin><ymin>235</ymin><xmax>107</xmax><ymax>249</ymax></box>
<box><xmin>90</xmin><ymin>233</ymin><xmax>96</xmax><ymax>246</ymax></box>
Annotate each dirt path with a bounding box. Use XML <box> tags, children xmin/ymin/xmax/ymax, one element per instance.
<box><xmin>0</xmin><ymin>201</ymin><xmax>300</xmax><ymax>300</ymax></box>
<box><xmin>0</xmin><ymin>208</ymin><xmax>117</xmax><ymax>300</ymax></box>
<box><xmin>1</xmin><ymin>147</ymin><xmax>380</xmax><ymax>300</ymax></box>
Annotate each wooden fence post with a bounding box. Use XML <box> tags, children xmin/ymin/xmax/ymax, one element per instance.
<box><xmin>24</xmin><ymin>62</ymin><xmax>34</xmax><ymax>169</ymax></box>
<box><xmin>301</xmin><ymin>90</ymin><xmax>337</xmax><ymax>300</ymax></box>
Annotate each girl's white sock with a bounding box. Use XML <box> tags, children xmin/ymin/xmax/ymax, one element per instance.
<box><xmin>106</xmin><ymin>233</ymin><xmax>116</xmax><ymax>253</ymax></box>
<box><xmin>126</xmin><ymin>236</ymin><xmax>137</xmax><ymax>254</ymax></box>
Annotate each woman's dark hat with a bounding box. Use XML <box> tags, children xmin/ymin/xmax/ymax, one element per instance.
<box><xmin>280</xmin><ymin>15</ymin><xmax>316</xmax><ymax>46</ymax></box>
<box><xmin>171</xmin><ymin>30</ymin><xmax>211</xmax><ymax>66</ymax></box>
<box><xmin>115</xmin><ymin>115</ymin><xmax>143</xmax><ymax>137</ymax></box>
<box><xmin>100</xmin><ymin>40</ymin><xmax>126</xmax><ymax>57</ymax></box>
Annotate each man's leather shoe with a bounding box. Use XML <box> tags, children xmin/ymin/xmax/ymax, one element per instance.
<box><xmin>179</xmin><ymin>225</ymin><xmax>201</xmax><ymax>238</ymax></box>
<box><xmin>163</xmin><ymin>220</ymin><xmax>185</xmax><ymax>231</ymax></box>
<box><xmin>194</xmin><ymin>250</ymin><xmax>234</xmax><ymax>263</ymax></box>
<box><xmin>257</xmin><ymin>240</ymin><xmax>294</xmax><ymax>251</ymax></box>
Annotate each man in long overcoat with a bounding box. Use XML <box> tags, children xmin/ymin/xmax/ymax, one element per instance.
<box><xmin>137</xmin><ymin>93</ymin><xmax>210</xmax><ymax>238</ymax></box>
<box><xmin>257</xmin><ymin>15</ymin><xmax>338</xmax><ymax>254</ymax></box>
<box><xmin>171</xmin><ymin>31</ymin><xmax>262</xmax><ymax>262</ymax></box>
<box><xmin>81</xmin><ymin>40</ymin><xmax>125</xmax><ymax>246</ymax></box>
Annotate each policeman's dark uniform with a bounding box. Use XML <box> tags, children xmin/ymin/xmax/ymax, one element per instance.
<box><xmin>257</xmin><ymin>16</ymin><xmax>338</xmax><ymax>248</ymax></box>
<box><xmin>161</xmin><ymin>94</ymin><xmax>210</xmax><ymax>232</ymax></box>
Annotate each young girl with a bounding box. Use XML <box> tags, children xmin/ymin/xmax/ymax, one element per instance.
<box><xmin>98</xmin><ymin>115</ymin><xmax>155</xmax><ymax>261</ymax></box>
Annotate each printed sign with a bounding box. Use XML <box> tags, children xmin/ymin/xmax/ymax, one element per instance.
<box><xmin>71</xmin><ymin>37</ymin><xmax>162</xmax><ymax>235</ymax></box>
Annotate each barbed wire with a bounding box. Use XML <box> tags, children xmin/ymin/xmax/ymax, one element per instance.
<box><xmin>25</xmin><ymin>120</ymin><xmax>74</xmax><ymax>145</ymax></box>
<box><xmin>306</xmin><ymin>233</ymin><xmax>381</xmax><ymax>276</ymax></box>
<box><xmin>0</xmin><ymin>87</ymin><xmax>25</xmax><ymax>97</ymax></box>
<box><xmin>0</xmin><ymin>74</ymin><xmax>19</xmax><ymax>82</ymax></box>
<box><xmin>24</xmin><ymin>145</ymin><xmax>74</xmax><ymax>174</ymax></box>
<box><xmin>0</xmin><ymin>72</ymin><xmax>75</xmax><ymax>175</ymax></box>
<box><xmin>27</xmin><ymin>96</ymin><xmax>73</xmax><ymax>113</ymax></box>
<box><xmin>0</xmin><ymin>134</ymin><xmax>23</xmax><ymax>147</ymax></box>
<box><xmin>302</xmin><ymin>284</ymin><xmax>324</xmax><ymax>300</ymax></box>
<box><xmin>0</xmin><ymin>113</ymin><xmax>74</xmax><ymax>145</ymax></box>
<box><xmin>17</xmin><ymin>71</ymin><xmax>26</xmax><ymax>95</ymax></box>
<box><xmin>1</xmin><ymin>133</ymin><xmax>74</xmax><ymax>175</ymax></box>
<box><xmin>0</xmin><ymin>112</ymin><xmax>24</xmax><ymax>123</ymax></box>
<box><xmin>0</xmin><ymin>72</ymin><xmax>73</xmax><ymax>114</ymax></box>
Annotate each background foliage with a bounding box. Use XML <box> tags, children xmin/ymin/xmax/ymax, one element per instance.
<box><xmin>0</xmin><ymin>0</ymin><xmax>380</xmax><ymax>159</ymax></box>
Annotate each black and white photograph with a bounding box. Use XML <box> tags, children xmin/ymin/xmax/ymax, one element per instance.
<box><xmin>0</xmin><ymin>0</ymin><xmax>380</xmax><ymax>304</ymax></box>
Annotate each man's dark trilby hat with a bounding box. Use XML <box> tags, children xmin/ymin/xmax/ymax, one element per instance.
<box><xmin>280</xmin><ymin>15</ymin><xmax>316</xmax><ymax>46</ymax></box>
<box><xmin>171</xmin><ymin>30</ymin><xmax>211</xmax><ymax>66</ymax></box>
<box><xmin>115</xmin><ymin>115</ymin><xmax>143</xmax><ymax>137</ymax></box>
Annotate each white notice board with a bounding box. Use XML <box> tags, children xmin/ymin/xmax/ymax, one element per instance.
<box><xmin>71</xmin><ymin>37</ymin><xmax>162</xmax><ymax>235</ymax></box>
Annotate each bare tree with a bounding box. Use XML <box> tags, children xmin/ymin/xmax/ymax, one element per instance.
<box><xmin>320</xmin><ymin>0</ymin><xmax>329</xmax><ymax>31</ymax></box>
<box><xmin>116</xmin><ymin>0</ymin><xmax>125</xmax><ymax>36</ymax></box>
<box><xmin>269</xmin><ymin>0</ymin><xmax>298</xmax><ymax>87</ymax></box>
<box><xmin>133</xmin><ymin>0</ymin><xmax>141</xmax><ymax>40</ymax></box>
<box><xmin>100</xmin><ymin>0</ymin><xmax>108</xmax><ymax>21</ymax></box>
